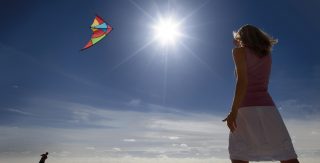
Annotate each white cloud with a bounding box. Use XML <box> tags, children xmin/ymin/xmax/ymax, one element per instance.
<box><xmin>1</xmin><ymin>156</ymin><xmax>319</xmax><ymax>163</ymax></box>
<box><xmin>180</xmin><ymin>144</ymin><xmax>188</xmax><ymax>148</ymax></box>
<box><xmin>278</xmin><ymin>99</ymin><xmax>320</xmax><ymax>119</ymax></box>
<box><xmin>128</xmin><ymin>99</ymin><xmax>141</xmax><ymax>106</ymax></box>
<box><xmin>0</xmin><ymin>156</ymin><xmax>232</xmax><ymax>163</ymax></box>
<box><xmin>12</xmin><ymin>85</ymin><xmax>19</xmax><ymax>89</ymax></box>
<box><xmin>123</xmin><ymin>139</ymin><xmax>136</xmax><ymax>142</ymax></box>
<box><xmin>147</xmin><ymin>119</ymin><xmax>224</xmax><ymax>134</ymax></box>
<box><xmin>113</xmin><ymin>148</ymin><xmax>122</xmax><ymax>152</ymax></box>
<box><xmin>168</xmin><ymin>136</ymin><xmax>179</xmax><ymax>140</ymax></box>
<box><xmin>6</xmin><ymin>108</ymin><xmax>34</xmax><ymax>116</ymax></box>
<box><xmin>0</xmin><ymin>101</ymin><xmax>229</xmax><ymax>159</ymax></box>
<box><xmin>1</xmin><ymin>99</ymin><xmax>320</xmax><ymax>162</ymax></box>
<box><xmin>86</xmin><ymin>147</ymin><xmax>95</xmax><ymax>150</ymax></box>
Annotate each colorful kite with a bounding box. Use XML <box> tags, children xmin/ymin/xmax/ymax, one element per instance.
<box><xmin>81</xmin><ymin>15</ymin><xmax>113</xmax><ymax>51</ymax></box>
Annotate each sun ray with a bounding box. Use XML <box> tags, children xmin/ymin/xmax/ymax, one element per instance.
<box><xmin>178</xmin><ymin>33</ymin><xmax>202</xmax><ymax>42</ymax></box>
<box><xmin>162</xmin><ymin>46</ymin><xmax>169</xmax><ymax>104</ymax></box>
<box><xmin>177</xmin><ymin>0</ymin><xmax>211</xmax><ymax>26</ymax></box>
<box><xmin>178</xmin><ymin>41</ymin><xmax>222</xmax><ymax>80</ymax></box>
<box><xmin>129</xmin><ymin>0</ymin><xmax>156</xmax><ymax>21</ymax></box>
<box><xmin>183</xmin><ymin>21</ymin><xmax>217</xmax><ymax>30</ymax></box>
<box><xmin>110</xmin><ymin>38</ymin><xmax>156</xmax><ymax>72</ymax></box>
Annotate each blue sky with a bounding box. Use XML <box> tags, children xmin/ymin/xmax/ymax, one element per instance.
<box><xmin>0</xmin><ymin>0</ymin><xmax>320</xmax><ymax>162</ymax></box>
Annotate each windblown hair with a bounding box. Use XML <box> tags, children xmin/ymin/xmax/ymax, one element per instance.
<box><xmin>233</xmin><ymin>24</ymin><xmax>278</xmax><ymax>57</ymax></box>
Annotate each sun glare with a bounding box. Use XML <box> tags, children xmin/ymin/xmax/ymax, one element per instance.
<box><xmin>153</xmin><ymin>17</ymin><xmax>181</xmax><ymax>46</ymax></box>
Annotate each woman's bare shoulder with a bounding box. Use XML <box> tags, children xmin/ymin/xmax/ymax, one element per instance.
<box><xmin>232</xmin><ymin>47</ymin><xmax>246</xmax><ymax>55</ymax></box>
<box><xmin>232</xmin><ymin>47</ymin><xmax>246</xmax><ymax>62</ymax></box>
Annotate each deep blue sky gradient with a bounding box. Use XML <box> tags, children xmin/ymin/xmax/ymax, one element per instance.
<box><xmin>1</xmin><ymin>0</ymin><xmax>320</xmax><ymax>127</ymax></box>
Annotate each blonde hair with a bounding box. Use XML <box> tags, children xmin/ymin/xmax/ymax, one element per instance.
<box><xmin>233</xmin><ymin>24</ymin><xmax>278</xmax><ymax>57</ymax></box>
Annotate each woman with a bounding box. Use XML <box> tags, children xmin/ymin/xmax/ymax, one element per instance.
<box><xmin>223</xmin><ymin>25</ymin><xmax>299</xmax><ymax>163</ymax></box>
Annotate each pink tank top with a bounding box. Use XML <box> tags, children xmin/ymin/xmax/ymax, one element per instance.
<box><xmin>239</xmin><ymin>48</ymin><xmax>275</xmax><ymax>108</ymax></box>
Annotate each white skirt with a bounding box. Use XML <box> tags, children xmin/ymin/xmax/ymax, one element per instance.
<box><xmin>229</xmin><ymin>106</ymin><xmax>297</xmax><ymax>161</ymax></box>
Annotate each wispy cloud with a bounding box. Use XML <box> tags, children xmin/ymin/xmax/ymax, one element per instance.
<box><xmin>278</xmin><ymin>99</ymin><xmax>320</xmax><ymax>119</ymax></box>
<box><xmin>112</xmin><ymin>147</ymin><xmax>122</xmax><ymax>152</ymax></box>
<box><xmin>168</xmin><ymin>136</ymin><xmax>179</xmax><ymax>140</ymax></box>
<box><xmin>0</xmin><ymin>99</ymin><xmax>229</xmax><ymax>159</ymax></box>
<box><xmin>123</xmin><ymin>139</ymin><xmax>137</xmax><ymax>142</ymax></box>
<box><xmin>85</xmin><ymin>147</ymin><xmax>95</xmax><ymax>150</ymax></box>
<box><xmin>1</xmin><ymin>98</ymin><xmax>320</xmax><ymax>162</ymax></box>
<box><xmin>6</xmin><ymin>108</ymin><xmax>34</xmax><ymax>116</ymax></box>
<box><xmin>128</xmin><ymin>99</ymin><xmax>141</xmax><ymax>106</ymax></box>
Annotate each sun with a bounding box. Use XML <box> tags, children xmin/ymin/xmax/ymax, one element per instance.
<box><xmin>152</xmin><ymin>17</ymin><xmax>182</xmax><ymax>46</ymax></box>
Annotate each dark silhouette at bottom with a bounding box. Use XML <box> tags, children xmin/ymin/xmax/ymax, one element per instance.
<box><xmin>39</xmin><ymin>152</ymin><xmax>48</xmax><ymax>163</ymax></box>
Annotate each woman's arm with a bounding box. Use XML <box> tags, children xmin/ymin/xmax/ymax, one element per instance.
<box><xmin>230</xmin><ymin>47</ymin><xmax>248</xmax><ymax>113</ymax></box>
<box><xmin>223</xmin><ymin>47</ymin><xmax>248</xmax><ymax>132</ymax></box>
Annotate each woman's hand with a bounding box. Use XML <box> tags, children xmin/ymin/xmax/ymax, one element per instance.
<box><xmin>223</xmin><ymin>111</ymin><xmax>238</xmax><ymax>132</ymax></box>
